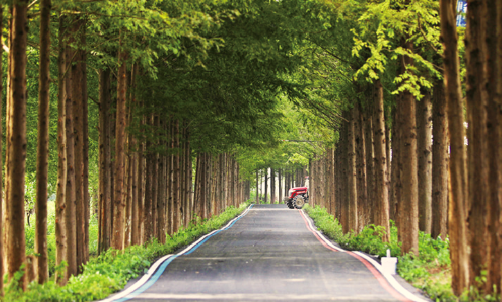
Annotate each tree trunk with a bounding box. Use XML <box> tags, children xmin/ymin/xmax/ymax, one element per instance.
<box><xmin>373</xmin><ymin>81</ymin><xmax>390</xmax><ymax>241</ymax></box>
<box><xmin>398</xmin><ymin>49</ymin><xmax>419</xmax><ymax>255</ymax></box>
<box><xmin>144</xmin><ymin>115</ymin><xmax>154</xmax><ymax>241</ymax></box>
<box><xmin>486</xmin><ymin>0</ymin><xmax>502</xmax><ymax>293</ymax></box>
<box><xmin>55</xmin><ymin>14</ymin><xmax>68</xmax><ymax>284</ymax></box>
<box><xmin>6</xmin><ymin>0</ymin><xmax>28</xmax><ymax>289</ymax></box>
<box><xmin>112</xmin><ymin>41</ymin><xmax>128</xmax><ymax>250</ymax></box>
<box><xmin>98</xmin><ymin>68</ymin><xmax>112</xmax><ymax>253</ymax></box>
<box><xmin>466</xmin><ymin>0</ymin><xmax>490</xmax><ymax>289</ymax></box>
<box><xmin>439</xmin><ymin>0</ymin><xmax>470</xmax><ymax>293</ymax></box>
<box><xmin>364</xmin><ymin>106</ymin><xmax>375</xmax><ymax>225</ymax></box>
<box><xmin>35</xmin><ymin>0</ymin><xmax>51</xmax><ymax>284</ymax></box>
<box><xmin>65</xmin><ymin>38</ymin><xmax>77</xmax><ymax>278</ymax></box>
<box><xmin>255</xmin><ymin>170</ymin><xmax>259</xmax><ymax>204</ymax></box>
<box><xmin>0</xmin><ymin>4</ymin><xmax>4</xmax><ymax>292</ymax></box>
<box><xmin>130</xmin><ymin>65</ymin><xmax>140</xmax><ymax>246</ymax></box>
<box><xmin>348</xmin><ymin>107</ymin><xmax>358</xmax><ymax>233</ymax></box>
<box><xmin>340</xmin><ymin>119</ymin><xmax>349</xmax><ymax>233</ymax></box>
<box><xmin>71</xmin><ymin>18</ymin><xmax>85</xmax><ymax>272</ymax></box>
<box><xmin>355</xmin><ymin>103</ymin><xmax>367</xmax><ymax>229</ymax></box>
<box><xmin>431</xmin><ymin>81</ymin><xmax>449</xmax><ymax>239</ymax></box>
<box><xmin>417</xmin><ymin>92</ymin><xmax>433</xmax><ymax>234</ymax></box>
<box><xmin>173</xmin><ymin>120</ymin><xmax>180</xmax><ymax>232</ymax></box>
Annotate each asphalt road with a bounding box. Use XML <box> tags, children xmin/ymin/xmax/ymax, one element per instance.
<box><xmin>114</xmin><ymin>204</ymin><xmax>428</xmax><ymax>302</ymax></box>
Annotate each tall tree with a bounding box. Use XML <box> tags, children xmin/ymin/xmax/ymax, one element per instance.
<box><xmin>112</xmin><ymin>35</ymin><xmax>128</xmax><ymax>250</ymax></box>
<box><xmin>65</xmin><ymin>32</ymin><xmax>77</xmax><ymax>278</ymax></box>
<box><xmin>417</xmin><ymin>92</ymin><xmax>432</xmax><ymax>234</ymax></box>
<box><xmin>35</xmin><ymin>0</ymin><xmax>51</xmax><ymax>284</ymax></box>
<box><xmin>465</xmin><ymin>0</ymin><xmax>490</xmax><ymax>289</ymax></box>
<box><xmin>439</xmin><ymin>0</ymin><xmax>470</xmax><ymax>294</ymax></box>
<box><xmin>6</xmin><ymin>0</ymin><xmax>29</xmax><ymax>289</ymax></box>
<box><xmin>55</xmin><ymin>14</ymin><xmax>68</xmax><ymax>284</ymax></box>
<box><xmin>431</xmin><ymin>81</ymin><xmax>448</xmax><ymax>239</ymax></box>
<box><xmin>373</xmin><ymin>80</ymin><xmax>390</xmax><ymax>241</ymax></box>
<box><xmin>0</xmin><ymin>3</ymin><xmax>4</xmax><ymax>293</ymax></box>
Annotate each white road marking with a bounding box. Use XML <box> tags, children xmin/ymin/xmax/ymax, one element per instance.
<box><xmin>134</xmin><ymin>293</ymin><xmax>387</xmax><ymax>300</ymax></box>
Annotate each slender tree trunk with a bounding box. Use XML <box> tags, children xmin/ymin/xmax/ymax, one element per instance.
<box><xmin>71</xmin><ymin>18</ymin><xmax>85</xmax><ymax>272</ymax></box>
<box><xmin>81</xmin><ymin>26</ymin><xmax>89</xmax><ymax>263</ymax></box>
<box><xmin>6</xmin><ymin>0</ymin><xmax>28</xmax><ymax>289</ymax></box>
<box><xmin>348</xmin><ymin>107</ymin><xmax>358</xmax><ymax>233</ymax></box>
<box><xmin>355</xmin><ymin>103</ymin><xmax>367</xmax><ymax>229</ymax></box>
<box><xmin>55</xmin><ymin>14</ymin><xmax>68</xmax><ymax>284</ymax></box>
<box><xmin>35</xmin><ymin>0</ymin><xmax>51</xmax><ymax>284</ymax></box>
<box><xmin>255</xmin><ymin>170</ymin><xmax>259</xmax><ymax>203</ymax></box>
<box><xmin>264</xmin><ymin>168</ymin><xmax>268</xmax><ymax>204</ymax></box>
<box><xmin>65</xmin><ymin>37</ymin><xmax>77</xmax><ymax>278</ymax></box>
<box><xmin>98</xmin><ymin>69</ymin><xmax>112</xmax><ymax>253</ymax></box>
<box><xmin>130</xmin><ymin>65</ymin><xmax>140</xmax><ymax>246</ymax></box>
<box><xmin>439</xmin><ymin>0</ymin><xmax>470</xmax><ymax>294</ymax></box>
<box><xmin>173</xmin><ymin>120</ymin><xmax>180</xmax><ymax>232</ymax></box>
<box><xmin>486</xmin><ymin>0</ymin><xmax>502</xmax><ymax>293</ymax></box>
<box><xmin>364</xmin><ymin>106</ymin><xmax>375</xmax><ymax>225</ymax></box>
<box><xmin>144</xmin><ymin>115</ymin><xmax>154</xmax><ymax>241</ymax></box>
<box><xmin>417</xmin><ymin>92</ymin><xmax>433</xmax><ymax>234</ymax></box>
<box><xmin>0</xmin><ymin>4</ymin><xmax>4</xmax><ymax>293</ymax></box>
<box><xmin>431</xmin><ymin>81</ymin><xmax>449</xmax><ymax>239</ymax></box>
<box><xmin>373</xmin><ymin>80</ymin><xmax>390</xmax><ymax>241</ymax></box>
<box><xmin>340</xmin><ymin>116</ymin><xmax>349</xmax><ymax>233</ymax></box>
<box><xmin>466</xmin><ymin>0</ymin><xmax>490</xmax><ymax>289</ymax></box>
<box><xmin>399</xmin><ymin>48</ymin><xmax>419</xmax><ymax>255</ymax></box>
<box><xmin>112</xmin><ymin>39</ymin><xmax>128</xmax><ymax>250</ymax></box>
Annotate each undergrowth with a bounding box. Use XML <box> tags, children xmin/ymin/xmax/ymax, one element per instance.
<box><xmin>303</xmin><ymin>205</ymin><xmax>499</xmax><ymax>302</ymax></box>
<box><xmin>3</xmin><ymin>202</ymin><xmax>250</xmax><ymax>302</ymax></box>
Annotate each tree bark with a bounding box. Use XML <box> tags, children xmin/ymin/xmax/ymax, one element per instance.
<box><xmin>65</xmin><ymin>37</ymin><xmax>77</xmax><ymax>278</ymax></box>
<box><xmin>71</xmin><ymin>18</ymin><xmax>85</xmax><ymax>272</ymax></box>
<box><xmin>35</xmin><ymin>0</ymin><xmax>51</xmax><ymax>284</ymax></box>
<box><xmin>6</xmin><ymin>0</ymin><xmax>28</xmax><ymax>289</ymax></box>
<box><xmin>417</xmin><ymin>92</ymin><xmax>433</xmax><ymax>234</ymax></box>
<box><xmin>130</xmin><ymin>65</ymin><xmax>140</xmax><ymax>246</ymax></box>
<box><xmin>439</xmin><ymin>0</ymin><xmax>470</xmax><ymax>294</ymax></box>
<box><xmin>399</xmin><ymin>46</ymin><xmax>419</xmax><ymax>255</ymax></box>
<box><xmin>466</xmin><ymin>0</ymin><xmax>490</xmax><ymax>289</ymax></box>
<box><xmin>355</xmin><ymin>103</ymin><xmax>367</xmax><ymax>229</ymax></box>
<box><xmin>348</xmin><ymin>107</ymin><xmax>358</xmax><ymax>233</ymax></box>
<box><xmin>55</xmin><ymin>14</ymin><xmax>68</xmax><ymax>284</ymax></box>
<box><xmin>431</xmin><ymin>81</ymin><xmax>449</xmax><ymax>239</ymax></box>
<box><xmin>112</xmin><ymin>40</ymin><xmax>128</xmax><ymax>250</ymax></box>
<box><xmin>0</xmin><ymin>4</ymin><xmax>4</xmax><ymax>293</ymax></box>
<box><xmin>373</xmin><ymin>81</ymin><xmax>390</xmax><ymax>241</ymax></box>
<box><xmin>98</xmin><ymin>68</ymin><xmax>111</xmax><ymax>253</ymax></box>
<box><xmin>486</xmin><ymin>0</ymin><xmax>501</xmax><ymax>293</ymax></box>
<box><xmin>364</xmin><ymin>106</ymin><xmax>375</xmax><ymax>225</ymax></box>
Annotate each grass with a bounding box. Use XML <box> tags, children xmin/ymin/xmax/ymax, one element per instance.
<box><xmin>4</xmin><ymin>202</ymin><xmax>251</xmax><ymax>302</ymax></box>
<box><xmin>303</xmin><ymin>204</ymin><xmax>463</xmax><ymax>301</ymax></box>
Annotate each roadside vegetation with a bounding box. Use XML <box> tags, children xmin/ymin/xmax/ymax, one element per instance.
<box><xmin>3</xmin><ymin>203</ymin><xmax>250</xmax><ymax>302</ymax></box>
<box><xmin>304</xmin><ymin>205</ymin><xmax>500</xmax><ymax>302</ymax></box>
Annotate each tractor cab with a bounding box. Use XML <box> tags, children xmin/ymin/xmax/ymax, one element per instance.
<box><xmin>283</xmin><ymin>176</ymin><xmax>309</xmax><ymax>209</ymax></box>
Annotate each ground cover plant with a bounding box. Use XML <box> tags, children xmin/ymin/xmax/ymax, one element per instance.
<box><xmin>303</xmin><ymin>205</ymin><xmax>500</xmax><ymax>302</ymax></box>
<box><xmin>2</xmin><ymin>202</ymin><xmax>250</xmax><ymax>302</ymax></box>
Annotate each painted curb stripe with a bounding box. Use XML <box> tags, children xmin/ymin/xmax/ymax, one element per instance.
<box><xmin>299</xmin><ymin>209</ymin><xmax>428</xmax><ymax>302</ymax></box>
<box><xmin>100</xmin><ymin>204</ymin><xmax>254</xmax><ymax>302</ymax></box>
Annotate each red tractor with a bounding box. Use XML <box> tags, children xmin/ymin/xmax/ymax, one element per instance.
<box><xmin>283</xmin><ymin>177</ymin><xmax>309</xmax><ymax>209</ymax></box>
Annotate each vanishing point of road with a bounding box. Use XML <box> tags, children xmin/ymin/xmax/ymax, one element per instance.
<box><xmin>105</xmin><ymin>204</ymin><xmax>429</xmax><ymax>302</ymax></box>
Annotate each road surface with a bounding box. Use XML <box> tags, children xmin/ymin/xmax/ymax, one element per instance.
<box><xmin>107</xmin><ymin>204</ymin><xmax>428</xmax><ymax>302</ymax></box>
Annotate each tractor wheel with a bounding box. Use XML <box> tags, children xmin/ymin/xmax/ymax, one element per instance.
<box><xmin>287</xmin><ymin>201</ymin><xmax>294</xmax><ymax>209</ymax></box>
<box><xmin>294</xmin><ymin>195</ymin><xmax>305</xmax><ymax>209</ymax></box>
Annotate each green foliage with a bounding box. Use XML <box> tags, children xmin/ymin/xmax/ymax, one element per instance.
<box><xmin>3</xmin><ymin>202</ymin><xmax>250</xmax><ymax>302</ymax></box>
<box><xmin>303</xmin><ymin>204</ymin><xmax>486</xmax><ymax>301</ymax></box>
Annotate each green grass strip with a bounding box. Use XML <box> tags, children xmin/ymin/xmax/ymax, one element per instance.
<box><xmin>3</xmin><ymin>202</ymin><xmax>250</xmax><ymax>302</ymax></box>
